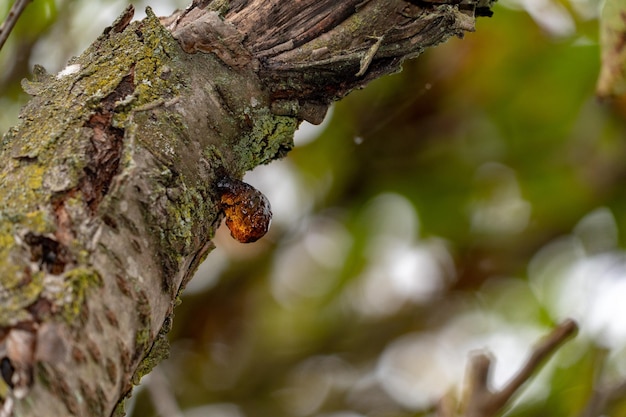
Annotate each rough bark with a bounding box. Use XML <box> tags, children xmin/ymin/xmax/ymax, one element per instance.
<box><xmin>0</xmin><ymin>0</ymin><xmax>493</xmax><ymax>415</ymax></box>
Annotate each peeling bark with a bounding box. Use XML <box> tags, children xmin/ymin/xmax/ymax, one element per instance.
<box><xmin>0</xmin><ymin>0</ymin><xmax>494</xmax><ymax>415</ymax></box>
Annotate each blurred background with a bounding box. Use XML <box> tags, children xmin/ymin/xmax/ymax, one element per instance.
<box><xmin>2</xmin><ymin>0</ymin><xmax>625</xmax><ymax>416</ymax></box>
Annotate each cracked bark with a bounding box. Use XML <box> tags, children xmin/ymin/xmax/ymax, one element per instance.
<box><xmin>0</xmin><ymin>0</ymin><xmax>494</xmax><ymax>415</ymax></box>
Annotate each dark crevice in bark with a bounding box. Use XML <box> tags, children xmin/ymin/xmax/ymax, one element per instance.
<box><xmin>81</xmin><ymin>70</ymin><xmax>135</xmax><ymax>214</ymax></box>
<box><xmin>1</xmin><ymin>358</ymin><xmax>14</xmax><ymax>389</ymax></box>
<box><xmin>31</xmin><ymin>69</ymin><xmax>137</xmax><ymax>282</ymax></box>
<box><xmin>23</xmin><ymin>233</ymin><xmax>69</xmax><ymax>275</ymax></box>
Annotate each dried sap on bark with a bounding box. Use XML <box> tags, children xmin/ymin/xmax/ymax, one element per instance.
<box><xmin>217</xmin><ymin>177</ymin><xmax>272</xmax><ymax>243</ymax></box>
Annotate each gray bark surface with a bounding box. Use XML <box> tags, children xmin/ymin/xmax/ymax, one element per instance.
<box><xmin>0</xmin><ymin>0</ymin><xmax>492</xmax><ymax>415</ymax></box>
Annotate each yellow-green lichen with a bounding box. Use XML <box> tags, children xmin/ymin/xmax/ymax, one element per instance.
<box><xmin>61</xmin><ymin>268</ymin><xmax>103</xmax><ymax>322</ymax></box>
<box><xmin>0</xmin><ymin>375</ymin><xmax>8</xmax><ymax>399</ymax></box>
<box><xmin>76</xmin><ymin>249</ymin><xmax>91</xmax><ymax>265</ymax></box>
<box><xmin>203</xmin><ymin>145</ymin><xmax>225</xmax><ymax>167</ymax></box>
<box><xmin>0</xmin><ymin>271</ymin><xmax>45</xmax><ymax>326</ymax></box>
<box><xmin>0</xmin><ymin>163</ymin><xmax>48</xmax><ymax>214</ymax></box>
<box><xmin>165</xmin><ymin>184</ymin><xmax>208</xmax><ymax>252</ymax></box>
<box><xmin>112</xmin><ymin>400</ymin><xmax>127</xmax><ymax>417</ymax></box>
<box><xmin>131</xmin><ymin>316</ymin><xmax>171</xmax><ymax>386</ymax></box>
<box><xmin>22</xmin><ymin>210</ymin><xmax>54</xmax><ymax>234</ymax></box>
<box><xmin>73</xmin><ymin>8</ymin><xmax>185</xmax><ymax>128</ymax></box>
<box><xmin>0</xmin><ymin>219</ymin><xmax>44</xmax><ymax>295</ymax></box>
<box><xmin>233</xmin><ymin>111</ymin><xmax>297</xmax><ymax>173</ymax></box>
<box><xmin>0</xmin><ymin>253</ymin><xmax>28</xmax><ymax>295</ymax></box>
<box><xmin>26</xmin><ymin>164</ymin><xmax>45</xmax><ymax>190</ymax></box>
<box><xmin>208</xmin><ymin>0</ymin><xmax>230</xmax><ymax>16</ymax></box>
<box><xmin>133</xmin><ymin>327</ymin><xmax>151</xmax><ymax>358</ymax></box>
<box><xmin>126</xmin><ymin>10</ymin><xmax>185</xmax><ymax>110</ymax></box>
<box><xmin>0</xmin><ymin>225</ymin><xmax>15</xmax><ymax>250</ymax></box>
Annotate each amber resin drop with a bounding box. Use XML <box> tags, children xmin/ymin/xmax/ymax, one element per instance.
<box><xmin>217</xmin><ymin>177</ymin><xmax>272</xmax><ymax>243</ymax></box>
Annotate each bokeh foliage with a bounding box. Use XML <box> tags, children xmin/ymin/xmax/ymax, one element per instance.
<box><xmin>2</xmin><ymin>1</ymin><xmax>626</xmax><ymax>416</ymax></box>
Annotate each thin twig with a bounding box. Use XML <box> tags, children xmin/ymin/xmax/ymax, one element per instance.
<box><xmin>132</xmin><ymin>96</ymin><xmax>180</xmax><ymax>113</ymax></box>
<box><xmin>0</xmin><ymin>0</ymin><xmax>33</xmax><ymax>53</ymax></box>
<box><xmin>356</xmin><ymin>35</ymin><xmax>384</xmax><ymax>77</ymax></box>
<box><xmin>495</xmin><ymin>319</ymin><xmax>578</xmax><ymax>405</ymax></box>
<box><xmin>460</xmin><ymin>319</ymin><xmax>578</xmax><ymax>417</ymax></box>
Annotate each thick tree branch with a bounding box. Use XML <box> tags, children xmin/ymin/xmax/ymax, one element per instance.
<box><xmin>0</xmin><ymin>0</ymin><xmax>494</xmax><ymax>415</ymax></box>
<box><xmin>168</xmin><ymin>0</ymin><xmax>482</xmax><ymax>123</ymax></box>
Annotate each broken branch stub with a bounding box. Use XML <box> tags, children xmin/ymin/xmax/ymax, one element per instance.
<box><xmin>170</xmin><ymin>0</ymin><xmax>492</xmax><ymax>124</ymax></box>
<box><xmin>458</xmin><ymin>319</ymin><xmax>578</xmax><ymax>417</ymax></box>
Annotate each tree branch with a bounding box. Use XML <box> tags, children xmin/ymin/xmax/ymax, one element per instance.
<box><xmin>459</xmin><ymin>319</ymin><xmax>578</xmax><ymax>417</ymax></box>
<box><xmin>0</xmin><ymin>0</ymin><xmax>494</xmax><ymax>415</ymax></box>
<box><xmin>0</xmin><ymin>0</ymin><xmax>32</xmax><ymax>52</ymax></box>
<box><xmin>169</xmin><ymin>0</ymin><xmax>482</xmax><ymax>123</ymax></box>
<box><xmin>578</xmin><ymin>348</ymin><xmax>626</xmax><ymax>417</ymax></box>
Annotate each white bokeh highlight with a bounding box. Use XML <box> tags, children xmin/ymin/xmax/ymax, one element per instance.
<box><xmin>348</xmin><ymin>193</ymin><xmax>456</xmax><ymax>318</ymax></box>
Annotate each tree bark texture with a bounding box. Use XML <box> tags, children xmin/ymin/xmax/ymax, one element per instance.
<box><xmin>0</xmin><ymin>0</ymin><xmax>493</xmax><ymax>415</ymax></box>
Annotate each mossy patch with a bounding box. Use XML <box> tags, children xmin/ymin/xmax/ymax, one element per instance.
<box><xmin>0</xmin><ymin>270</ymin><xmax>45</xmax><ymax>327</ymax></box>
<box><xmin>61</xmin><ymin>268</ymin><xmax>103</xmax><ymax>323</ymax></box>
<box><xmin>131</xmin><ymin>315</ymin><xmax>171</xmax><ymax>386</ymax></box>
<box><xmin>233</xmin><ymin>110</ymin><xmax>297</xmax><ymax>173</ymax></box>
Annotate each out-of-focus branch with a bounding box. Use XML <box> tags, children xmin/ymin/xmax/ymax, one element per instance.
<box><xmin>492</xmin><ymin>319</ymin><xmax>578</xmax><ymax>407</ymax></box>
<box><xmin>442</xmin><ymin>319</ymin><xmax>578</xmax><ymax>417</ymax></box>
<box><xmin>0</xmin><ymin>0</ymin><xmax>32</xmax><ymax>52</ymax></box>
<box><xmin>578</xmin><ymin>379</ymin><xmax>626</xmax><ymax>417</ymax></box>
<box><xmin>578</xmin><ymin>349</ymin><xmax>626</xmax><ymax>417</ymax></box>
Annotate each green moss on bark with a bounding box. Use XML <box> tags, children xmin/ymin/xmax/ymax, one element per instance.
<box><xmin>233</xmin><ymin>110</ymin><xmax>298</xmax><ymax>173</ymax></box>
<box><xmin>131</xmin><ymin>316</ymin><xmax>172</xmax><ymax>386</ymax></box>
